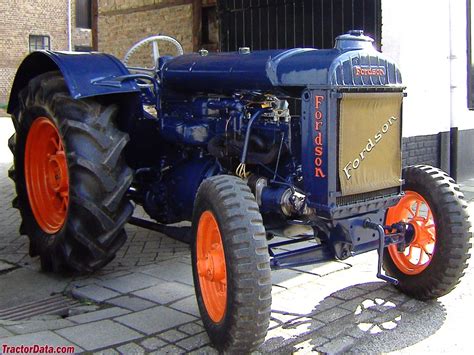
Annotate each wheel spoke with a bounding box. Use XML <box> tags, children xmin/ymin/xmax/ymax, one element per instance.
<box><xmin>421</xmin><ymin>244</ymin><xmax>432</xmax><ymax>258</ymax></box>
<box><xmin>414</xmin><ymin>201</ymin><xmax>421</xmax><ymax>217</ymax></box>
<box><xmin>405</xmin><ymin>206</ymin><xmax>415</xmax><ymax>218</ymax></box>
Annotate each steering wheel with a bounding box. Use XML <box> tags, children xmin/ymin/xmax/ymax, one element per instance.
<box><xmin>123</xmin><ymin>35</ymin><xmax>184</xmax><ymax>73</ymax></box>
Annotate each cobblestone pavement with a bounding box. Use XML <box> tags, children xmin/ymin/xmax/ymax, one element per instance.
<box><xmin>0</xmin><ymin>118</ymin><xmax>473</xmax><ymax>354</ymax></box>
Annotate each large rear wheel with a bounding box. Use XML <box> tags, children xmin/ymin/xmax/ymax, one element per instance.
<box><xmin>9</xmin><ymin>71</ymin><xmax>133</xmax><ymax>273</ymax></box>
<box><xmin>384</xmin><ymin>165</ymin><xmax>472</xmax><ymax>300</ymax></box>
<box><xmin>191</xmin><ymin>175</ymin><xmax>272</xmax><ymax>352</ymax></box>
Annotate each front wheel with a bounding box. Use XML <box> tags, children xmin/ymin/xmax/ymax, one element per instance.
<box><xmin>384</xmin><ymin>165</ymin><xmax>472</xmax><ymax>300</ymax></box>
<box><xmin>191</xmin><ymin>175</ymin><xmax>272</xmax><ymax>352</ymax></box>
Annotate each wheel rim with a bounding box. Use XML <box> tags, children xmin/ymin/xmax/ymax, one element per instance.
<box><xmin>386</xmin><ymin>190</ymin><xmax>436</xmax><ymax>275</ymax></box>
<box><xmin>24</xmin><ymin>117</ymin><xmax>69</xmax><ymax>234</ymax></box>
<box><xmin>196</xmin><ymin>210</ymin><xmax>227</xmax><ymax>323</ymax></box>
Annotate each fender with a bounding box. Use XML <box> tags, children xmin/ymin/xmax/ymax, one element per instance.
<box><xmin>7</xmin><ymin>50</ymin><xmax>140</xmax><ymax>114</ymax></box>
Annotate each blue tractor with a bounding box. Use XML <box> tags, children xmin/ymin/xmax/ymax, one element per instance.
<box><xmin>7</xmin><ymin>31</ymin><xmax>472</xmax><ymax>352</ymax></box>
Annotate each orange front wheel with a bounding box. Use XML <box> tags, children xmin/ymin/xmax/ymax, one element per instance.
<box><xmin>191</xmin><ymin>175</ymin><xmax>272</xmax><ymax>353</ymax></box>
<box><xmin>385</xmin><ymin>191</ymin><xmax>435</xmax><ymax>275</ymax></box>
<box><xmin>383</xmin><ymin>165</ymin><xmax>471</xmax><ymax>300</ymax></box>
<box><xmin>196</xmin><ymin>210</ymin><xmax>227</xmax><ymax>322</ymax></box>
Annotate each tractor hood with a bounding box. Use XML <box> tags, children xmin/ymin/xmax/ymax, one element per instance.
<box><xmin>161</xmin><ymin>30</ymin><xmax>403</xmax><ymax>94</ymax></box>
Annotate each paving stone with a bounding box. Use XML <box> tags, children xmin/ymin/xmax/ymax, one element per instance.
<box><xmin>56</xmin><ymin>320</ymin><xmax>142</xmax><ymax>351</ymax></box>
<box><xmin>0</xmin><ymin>327</ymin><xmax>14</xmax><ymax>338</ymax></box>
<box><xmin>312</xmin><ymin>306</ymin><xmax>352</xmax><ymax>323</ymax></box>
<box><xmin>5</xmin><ymin>319</ymin><xmax>76</xmax><ymax>335</ymax></box>
<box><xmin>176</xmin><ymin>332</ymin><xmax>210</xmax><ymax>351</ymax></box>
<box><xmin>169</xmin><ymin>295</ymin><xmax>200</xmax><ymax>317</ymax></box>
<box><xmin>151</xmin><ymin>344</ymin><xmax>186</xmax><ymax>354</ymax></box>
<box><xmin>399</xmin><ymin>298</ymin><xmax>427</xmax><ymax>312</ymax></box>
<box><xmin>68</xmin><ymin>304</ymin><xmax>100</xmax><ymax>316</ymax></box>
<box><xmin>116</xmin><ymin>342</ymin><xmax>146</xmax><ymax>355</ymax></box>
<box><xmin>157</xmin><ymin>329</ymin><xmax>189</xmax><ymax>342</ymax></box>
<box><xmin>188</xmin><ymin>345</ymin><xmax>219</xmax><ymax>355</ymax></box>
<box><xmin>338</xmin><ymin>297</ymin><xmax>366</xmax><ymax>312</ymax></box>
<box><xmin>332</xmin><ymin>286</ymin><xmax>369</xmax><ymax>301</ymax></box>
<box><xmin>364</xmin><ymin>288</ymin><xmax>396</xmax><ymax>301</ymax></box>
<box><xmin>115</xmin><ymin>306</ymin><xmax>195</xmax><ymax>335</ymax></box>
<box><xmin>140</xmin><ymin>336</ymin><xmax>167</xmax><ymax>351</ymax></box>
<box><xmin>107</xmin><ymin>295</ymin><xmax>156</xmax><ymax>311</ymax></box>
<box><xmin>93</xmin><ymin>349</ymin><xmax>119</xmax><ymax>355</ymax></box>
<box><xmin>354</xmin><ymin>281</ymin><xmax>386</xmax><ymax>292</ymax></box>
<box><xmin>316</xmin><ymin>335</ymin><xmax>356</xmax><ymax>354</ymax></box>
<box><xmin>0</xmin><ymin>330</ymin><xmax>82</xmax><ymax>352</ymax></box>
<box><xmin>140</xmin><ymin>260</ymin><xmax>194</xmax><ymax>285</ymax></box>
<box><xmin>316</xmin><ymin>314</ymin><xmax>357</xmax><ymax>340</ymax></box>
<box><xmin>67</xmin><ymin>306</ymin><xmax>130</xmax><ymax>323</ymax></box>
<box><xmin>99</xmin><ymin>272</ymin><xmax>163</xmax><ymax>293</ymax></box>
<box><xmin>132</xmin><ymin>282</ymin><xmax>194</xmax><ymax>305</ymax></box>
<box><xmin>313</xmin><ymin>296</ymin><xmax>345</xmax><ymax>312</ymax></box>
<box><xmin>0</xmin><ymin>260</ymin><xmax>16</xmax><ymax>272</ymax></box>
<box><xmin>292</xmin><ymin>261</ymin><xmax>351</xmax><ymax>276</ymax></box>
<box><xmin>72</xmin><ymin>284</ymin><xmax>121</xmax><ymax>302</ymax></box>
<box><xmin>178</xmin><ymin>322</ymin><xmax>204</xmax><ymax>335</ymax></box>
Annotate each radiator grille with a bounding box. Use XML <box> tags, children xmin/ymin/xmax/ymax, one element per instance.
<box><xmin>336</xmin><ymin>187</ymin><xmax>400</xmax><ymax>206</ymax></box>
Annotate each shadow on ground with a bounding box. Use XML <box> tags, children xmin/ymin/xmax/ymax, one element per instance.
<box><xmin>261</xmin><ymin>281</ymin><xmax>446</xmax><ymax>354</ymax></box>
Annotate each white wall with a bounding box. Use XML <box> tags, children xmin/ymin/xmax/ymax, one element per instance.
<box><xmin>381</xmin><ymin>0</ymin><xmax>474</xmax><ymax>136</ymax></box>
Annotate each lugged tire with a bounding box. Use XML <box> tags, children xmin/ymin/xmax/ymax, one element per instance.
<box><xmin>9</xmin><ymin>71</ymin><xmax>133</xmax><ymax>273</ymax></box>
<box><xmin>191</xmin><ymin>175</ymin><xmax>272</xmax><ymax>353</ymax></box>
<box><xmin>383</xmin><ymin>165</ymin><xmax>472</xmax><ymax>300</ymax></box>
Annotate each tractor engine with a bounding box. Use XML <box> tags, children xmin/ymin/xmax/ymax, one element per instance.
<box><xmin>135</xmin><ymin>30</ymin><xmax>403</xmax><ymax>259</ymax></box>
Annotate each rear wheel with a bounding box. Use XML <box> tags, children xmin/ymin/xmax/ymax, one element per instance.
<box><xmin>9</xmin><ymin>71</ymin><xmax>133</xmax><ymax>273</ymax></box>
<box><xmin>191</xmin><ymin>175</ymin><xmax>272</xmax><ymax>352</ymax></box>
<box><xmin>384</xmin><ymin>165</ymin><xmax>472</xmax><ymax>300</ymax></box>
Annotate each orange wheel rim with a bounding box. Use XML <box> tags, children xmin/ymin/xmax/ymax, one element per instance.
<box><xmin>386</xmin><ymin>191</ymin><xmax>436</xmax><ymax>275</ymax></box>
<box><xmin>24</xmin><ymin>117</ymin><xmax>69</xmax><ymax>234</ymax></box>
<box><xmin>196</xmin><ymin>210</ymin><xmax>227</xmax><ymax>323</ymax></box>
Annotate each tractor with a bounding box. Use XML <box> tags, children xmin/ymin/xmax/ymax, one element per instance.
<box><xmin>6</xmin><ymin>30</ymin><xmax>472</xmax><ymax>352</ymax></box>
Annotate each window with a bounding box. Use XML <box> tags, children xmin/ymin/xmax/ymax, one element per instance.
<box><xmin>469</xmin><ymin>0</ymin><xmax>474</xmax><ymax>109</ymax></box>
<box><xmin>29</xmin><ymin>35</ymin><xmax>50</xmax><ymax>52</ymax></box>
<box><xmin>76</xmin><ymin>0</ymin><xmax>92</xmax><ymax>29</ymax></box>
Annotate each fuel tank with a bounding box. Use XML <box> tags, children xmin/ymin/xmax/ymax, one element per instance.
<box><xmin>160</xmin><ymin>30</ymin><xmax>402</xmax><ymax>94</ymax></box>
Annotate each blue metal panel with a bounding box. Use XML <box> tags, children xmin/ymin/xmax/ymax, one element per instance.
<box><xmin>161</xmin><ymin>45</ymin><xmax>402</xmax><ymax>94</ymax></box>
<box><xmin>8</xmin><ymin>50</ymin><xmax>140</xmax><ymax>113</ymax></box>
<box><xmin>301</xmin><ymin>89</ymin><xmax>330</xmax><ymax>212</ymax></box>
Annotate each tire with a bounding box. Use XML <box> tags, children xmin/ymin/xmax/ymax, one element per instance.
<box><xmin>191</xmin><ymin>175</ymin><xmax>272</xmax><ymax>353</ymax></box>
<box><xmin>9</xmin><ymin>71</ymin><xmax>133</xmax><ymax>273</ymax></box>
<box><xmin>383</xmin><ymin>165</ymin><xmax>472</xmax><ymax>300</ymax></box>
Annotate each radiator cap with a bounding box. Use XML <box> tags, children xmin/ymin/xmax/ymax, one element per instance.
<box><xmin>335</xmin><ymin>30</ymin><xmax>374</xmax><ymax>51</ymax></box>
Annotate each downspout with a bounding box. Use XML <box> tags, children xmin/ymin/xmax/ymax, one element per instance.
<box><xmin>447</xmin><ymin>0</ymin><xmax>456</xmax><ymax>177</ymax></box>
<box><xmin>67</xmin><ymin>0</ymin><xmax>72</xmax><ymax>51</ymax></box>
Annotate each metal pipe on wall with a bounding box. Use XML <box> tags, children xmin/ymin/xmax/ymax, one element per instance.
<box><xmin>67</xmin><ymin>0</ymin><xmax>72</xmax><ymax>51</ymax></box>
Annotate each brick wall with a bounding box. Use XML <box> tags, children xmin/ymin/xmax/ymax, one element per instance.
<box><xmin>97</xmin><ymin>0</ymin><xmax>194</xmax><ymax>66</ymax></box>
<box><xmin>402</xmin><ymin>134</ymin><xmax>439</xmax><ymax>168</ymax></box>
<box><xmin>0</xmin><ymin>1</ymin><xmax>68</xmax><ymax>106</ymax></box>
<box><xmin>0</xmin><ymin>0</ymin><xmax>91</xmax><ymax>112</ymax></box>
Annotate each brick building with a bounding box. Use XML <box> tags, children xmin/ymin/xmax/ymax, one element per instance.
<box><xmin>97</xmin><ymin>0</ymin><xmax>217</xmax><ymax>64</ymax></box>
<box><xmin>0</xmin><ymin>0</ymin><xmax>93</xmax><ymax>107</ymax></box>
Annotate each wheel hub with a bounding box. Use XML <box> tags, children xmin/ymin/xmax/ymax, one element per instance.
<box><xmin>199</xmin><ymin>243</ymin><xmax>226</xmax><ymax>282</ymax></box>
<box><xmin>24</xmin><ymin>117</ymin><xmax>69</xmax><ymax>234</ymax></box>
<box><xmin>47</xmin><ymin>151</ymin><xmax>68</xmax><ymax>193</ymax></box>
<box><xmin>386</xmin><ymin>191</ymin><xmax>436</xmax><ymax>275</ymax></box>
<box><xmin>196</xmin><ymin>211</ymin><xmax>227</xmax><ymax>323</ymax></box>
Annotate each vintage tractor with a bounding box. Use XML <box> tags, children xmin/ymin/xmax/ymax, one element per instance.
<box><xmin>6</xmin><ymin>31</ymin><xmax>472</xmax><ymax>352</ymax></box>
